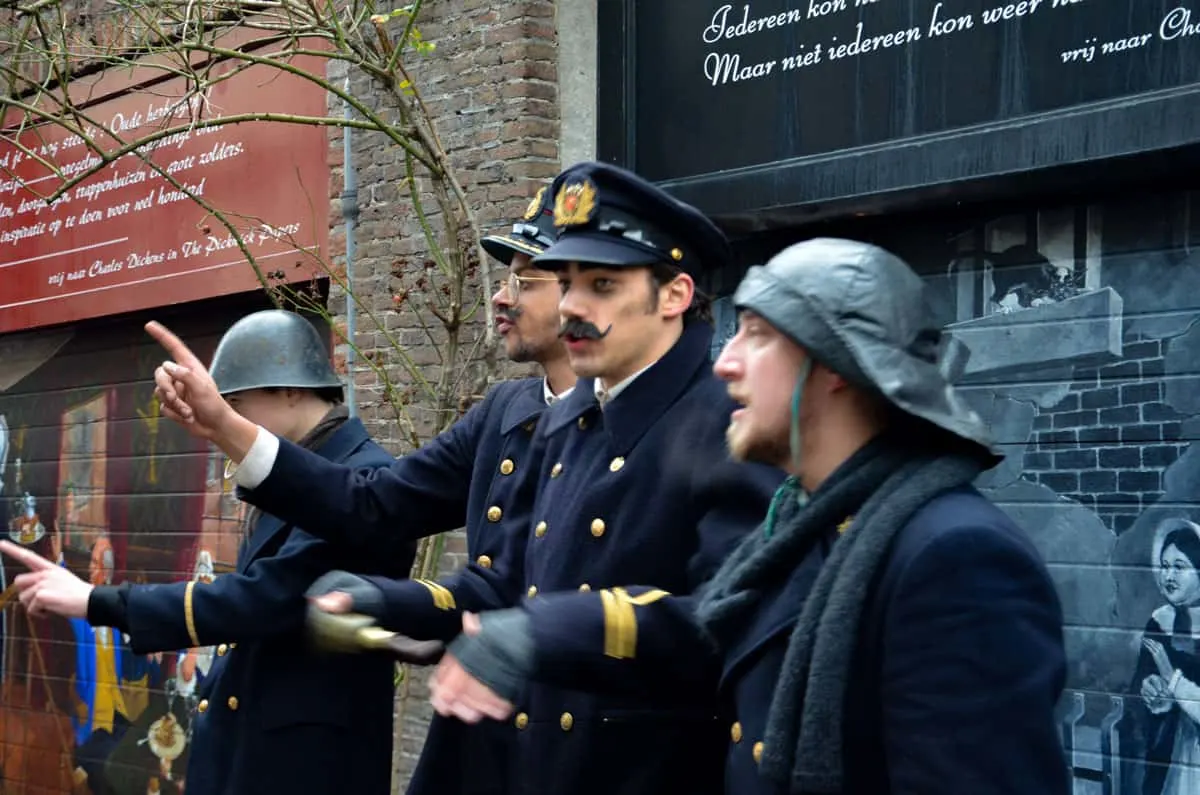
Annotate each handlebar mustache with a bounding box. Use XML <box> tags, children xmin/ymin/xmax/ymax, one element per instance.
<box><xmin>559</xmin><ymin>319</ymin><xmax>612</xmax><ymax>340</ymax></box>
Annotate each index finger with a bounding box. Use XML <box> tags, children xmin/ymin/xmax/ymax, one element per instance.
<box><xmin>145</xmin><ymin>321</ymin><xmax>205</xmax><ymax>371</ymax></box>
<box><xmin>0</xmin><ymin>540</ymin><xmax>58</xmax><ymax>572</ymax></box>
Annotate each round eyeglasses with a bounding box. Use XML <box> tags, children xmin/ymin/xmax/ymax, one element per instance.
<box><xmin>504</xmin><ymin>272</ymin><xmax>558</xmax><ymax>302</ymax></box>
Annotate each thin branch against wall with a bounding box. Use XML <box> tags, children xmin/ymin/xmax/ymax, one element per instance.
<box><xmin>0</xmin><ymin>0</ymin><xmax>505</xmax><ymax>591</ymax></box>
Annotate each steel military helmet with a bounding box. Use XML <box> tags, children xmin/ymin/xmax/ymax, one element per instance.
<box><xmin>209</xmin><ymin>309</ymin><xmax>343</xmax><ymax>396</ymax></box>
<box><xmin>733</xmin><ymin>237</ymin><xmax>999</xmax><ymax>458</ymax></box>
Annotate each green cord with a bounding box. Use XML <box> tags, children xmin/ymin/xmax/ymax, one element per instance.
<box><xmin>764</xmin><ymin>364</ymin><xmax>812</xmax><ymax>540</ymax></box>
<box><xmin>763</xmin><ymin>476</ymin><xmax>801</xmax><ymax>540</ymax></box>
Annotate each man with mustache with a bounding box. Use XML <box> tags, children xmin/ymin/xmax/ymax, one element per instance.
<box><xmin>475</xmin><ymin>238</ymin><xmax>1068</xmax><ymax>794</ymax></box>
<box><xmin>395</xmin><ymin>186</ymin><xmax>575</xmax><ymax>795</ymax></box>
<box><xmin>145</xmin><ymin>162</ymin><xmax>782</xmax><ymax>795</ymax></box>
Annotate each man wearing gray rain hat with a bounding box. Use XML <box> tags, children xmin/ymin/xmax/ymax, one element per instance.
<box><xmin>505</xmin><ymin>237</ymin><xmax>1068</xmax><ymax>794</ymax></box>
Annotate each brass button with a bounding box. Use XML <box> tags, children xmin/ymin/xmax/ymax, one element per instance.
<box><xmin>514</xmin><ymin>712</ymin><xmax>529</xmax><ymax>729</ymax></box>
<box><xmin>535</xmin><ymin>521</ymin><xmax>547</xmax><ymax>538</ymax></box>
<box><xmin>227</xmin><ymin>696</ymin><xmax>239</xmax><ymax>711</ymax></box>
<box><xmin>476</xmin><ymin>555</ymin><xmax>493</xmax><ymax>569</ymax></box>
<box><xmin>591</xmin><ymin>518</ymin><xmax>606</xmax><ymax>538</ymax></box>
<box><xmin>559</xmin><ymin>712</ymin><xmax>574</xmax><ymax>731</ymax></box>
<box><xmin>216</xmin><ymin>644</ymin><xmax>228</xmax><ymax>656</ymax></box>
<box><xmin>550</xmin><ymin>462</ymin><xmax>563</xmax><ymax>478</ymax></box>
<box><xmin>527</xmin><ymin>585</ymin><xmax>538</xmax><ymax>598</ymax></box>
<box><xmin>753</xmin><ymin>741</ymin><xmax>764</xmax><ymax>764</ymax></box>
<box><xmin>578</xmin><ymin>583</ymin><xmax>591</xmax><ymax>592</ymax></box>
<box><xmin>499</xmin><ymin>459</ymin><xmax>515</xmax><ymax>475</ymax></box>
<box><xmin>487</xmin><ymin>506</ymin><xmax>502</xmax><ymax>522</ymax></box>
<box><xmin>577</xmin><ymin>416</ymin><xmax>588</xmax><ymax>430</ymax></box>
<box><xmin>230</xmin><ymin>643</ymin><xmax>237</xmax><ymax>649</ymax></box>
<box><xmin>609</xmin><ymin>456</ymin><xmax>625</xmax><ymax>473</ymax></box>
<box><xmin>197</xmin><ymin>699</ymin><xmax>209</xmax><ymax>713</ymax></box>
<box><xmin>523</xmin><ymin>421</ymin><xmax>535</xmax><ymax>433</ymax></box>
<box><xmin>731</xmin><ymin>722</ymin><xmax>743</xmax><ymax>743</ymax></box>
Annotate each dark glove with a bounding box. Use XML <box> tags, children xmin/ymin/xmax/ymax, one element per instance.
<box><xmin>305</xmin><ymin>570</ymin><xmax>385</xmax><ymax>620</ymax></box>
<box><xmin>446</xmin><ymin>608</ymin><xmax>535</xmax><ymax>704</ymax></box>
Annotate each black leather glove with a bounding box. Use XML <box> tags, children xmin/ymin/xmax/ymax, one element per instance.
<box><xmin>305</xmin><ymin>570</ymin><xmax>385</xmax><ymax>620</ymax></box>
<box><xmin>446</xmin><ymin>608</ymin><xmax>535</xmax><ymax>704</ymax></box>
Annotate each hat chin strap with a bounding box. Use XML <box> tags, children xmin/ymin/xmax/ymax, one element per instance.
<box><xmin>789</xmin><ymin>358</ymin><xmax>813</xmax><ymax>477</ymax></box>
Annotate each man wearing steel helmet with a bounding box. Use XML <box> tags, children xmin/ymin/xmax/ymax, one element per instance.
<box><xmin>498</xmin><ymin>238</ymin><xmax>1069</xmax><ymax>794</ymax></box>
<box><xmin>0</xmin><ymin>309</ymin><xmax>411</xmax><ymax>795</ymax></box>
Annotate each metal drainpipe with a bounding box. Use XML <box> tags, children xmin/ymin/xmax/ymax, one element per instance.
<box><xmin>341</xmin><ymin>77</ymin><xmax>359</xmax><ymax>417</ymax></box>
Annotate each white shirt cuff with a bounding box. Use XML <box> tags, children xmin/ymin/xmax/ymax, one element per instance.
<box><xmin>232</xmin><ymin>427</ymin><xmax>280</xmax><ymax>489</ymax></box>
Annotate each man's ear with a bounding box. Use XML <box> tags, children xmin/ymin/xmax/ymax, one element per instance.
<box><xmin>658</xmin><ymin>273</ymin><xmax>695</xmax><ymax>320</ymax></box>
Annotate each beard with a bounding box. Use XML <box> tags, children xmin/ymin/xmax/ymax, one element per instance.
<box><xmin>725</xmin><ymin>418</ymin><xmax>791</xmax><ymax>468</ymax></box>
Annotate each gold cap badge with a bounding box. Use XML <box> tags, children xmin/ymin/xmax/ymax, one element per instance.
<box><xmin>523</xmin><ymin>186</ymin><xmax>547</xmax><ymax>222</ymax></box>
<box><xmin>554</xmin><ymin>179</ymin><xmax>598</xmax><ymax>228</ymax></box>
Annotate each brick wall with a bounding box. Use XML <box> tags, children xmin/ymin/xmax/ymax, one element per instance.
<box><xmin>323</xmin><ymin>2</ymin><xmax>561</xmax><ymax>785</ymax></box>
<box><xmin>1024</xmin><ymin>335</ymin><xmax>1186</xmax><ymax>534</ymax></box>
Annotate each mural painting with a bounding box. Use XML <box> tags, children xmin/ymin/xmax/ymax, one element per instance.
<box><xmin>712</xmin><ymin>186</ymin><xmax>1200</xmax><ymax>793</ymax></box>
<box><xmin>0</xmin><ymin>302</ymin><xmax>257</xmax><ymax>795</ymax></box>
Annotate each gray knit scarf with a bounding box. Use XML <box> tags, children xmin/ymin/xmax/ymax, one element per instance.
<box><xmin>695</xmin><ymin>432</ymin><xmax>985</xmax><ymax>793</ymax></box>
<box><xmin>241</xmin><ymin>404</ymin><xmax>350</xmax><ymax>548</ymax></box>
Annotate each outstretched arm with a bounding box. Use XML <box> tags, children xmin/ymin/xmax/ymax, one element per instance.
<box><xmin>144</xmin><ymin>320</ymin><xmax>486</xmax><ymax>550</ymax></box>
<box><xmin>89</xmin><ymin>530</ymin><xmax>349</xmax><ymax>654</ymax></box>
<box><xmin>2</xmin><ymin>534</ymin><xmax>353</xmax><ymax>653</ymax></box>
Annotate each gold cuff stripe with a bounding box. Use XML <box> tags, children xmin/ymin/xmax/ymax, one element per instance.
<box><xmin>184</xmin><ymin>581</ymin><xmax>201</xmax><ymax>647</ymax></box>
<box><xmin>415</xmin><ymin>579</ymin><xmax>456</xmax><ymax>611</ymax></box>
<box><xmin>600</xmin><ymin>588</ymin><xmax>672</xmax><ymax>659</ymax></box>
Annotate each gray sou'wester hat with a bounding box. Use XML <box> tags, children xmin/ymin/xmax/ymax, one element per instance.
<box><xmin>733</xmin><ymin>237</ymin><xmax>999</xmax><ymax>458</ymax></box>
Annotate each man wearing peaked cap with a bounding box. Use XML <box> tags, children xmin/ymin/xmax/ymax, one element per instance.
<box><xmin>504</xmin><ymin>236</ymin><xmax>1069</xmax><ymax>794</ymax></box>
<box><xmin>344</xmin><ymin>160</ymin><xmax>783</xmax><ymax>795</ymax></box>
<box><xmin>532</xmin><ymin>160</ymin><xmax>733</xmax><ymax>276</ymax></box>
<box><xmin>141</xmin><ymin>160</ymin><xmax>780</xmax><ymax>795</ymax></box>
<box><xmin>113</xmin><ymin>183</ymin><xmax>574</xmax><ymax>795</ymax></box>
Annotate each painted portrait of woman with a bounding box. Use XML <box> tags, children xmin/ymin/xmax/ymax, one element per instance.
<box><xmin>1133</xmin><ymin>517</ymin><xmax>1200</xmax><ymax>794</ymax></box>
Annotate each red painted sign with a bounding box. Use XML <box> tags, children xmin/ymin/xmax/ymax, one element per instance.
<box><xmin>0</xmin><ymin>50</ymin><xmax>331</xmax><ymax>334</ymax></box>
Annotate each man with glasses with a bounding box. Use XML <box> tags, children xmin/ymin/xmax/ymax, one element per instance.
<box><xmin>144</xmin><ymin>186</ymin><xmax>571</xmax><ymax>795</ymax></box>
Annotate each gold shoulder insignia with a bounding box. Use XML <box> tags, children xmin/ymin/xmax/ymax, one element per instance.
<box><xmin>523</xmin><ymin>186</ymin><xmax>547</xmax><ymax>221</ymax></box>
<box><xmin>554</xmin><ymin>179</ymin><xmax>598</xmax><ymax>227</ymax></box>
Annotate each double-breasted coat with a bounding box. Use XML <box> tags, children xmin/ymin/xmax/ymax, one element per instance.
<box><xmin>87</xmin><ymin>418</ymin><xmax>412</xmax><ymax>795</ymax></box>
<box><xmin>396</xmin><ymin>376</ymin><xmax>553</xmax><ymax>795</ymax></box>
<box><xmin>529</xmin><ymin>484</ymin><xmax>1068</xmax><ymax>794</ymax></box>
<box><xmin>237</xmin><ymin>322</ymin><xmax>784</xmax><ymax>795</ymax></box>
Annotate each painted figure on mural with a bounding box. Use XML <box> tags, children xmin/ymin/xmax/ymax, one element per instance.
<box><xmin>57</xmin><ymin>484</ymin><xmax>86</xmax><ymax>556</ymax></box>
<box><xmin>98</xmin><ymin>550</ymin><xmax>221</xmax><ymax>795</ymax></box>
<box><xmin>9</xmin><ymin>493</ymin><xmax>45</xmax><ymax>545</ymax></box>
<box><xmin>69</xmin><ymin>533</ymin><xmax>158</xmax><ymax>795</ymax></box>
<box><xmin>1132</xmin><ymin>517</ymin><xmax>1200</xmax><ymax>795</ymax></box>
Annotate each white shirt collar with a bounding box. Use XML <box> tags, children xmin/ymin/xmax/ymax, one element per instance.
<box><xmin>594</xmin><ymin>361</ymin><xmax>655</xmax><ymax>407</ymax></box>
<box><xmin>543</xmin><ymin>378</ymin><xmax>575</xmax><ymax>406</ymax></box>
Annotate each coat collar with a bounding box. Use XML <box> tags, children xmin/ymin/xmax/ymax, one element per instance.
<box><xmin>240</xmin><ymin>418</ymin><xmax>373</xmax><ymax>568</ymax></box>
<box><xmin>719</xmin><ymin>532</ymin><xmax>834</xmax><ymax>689</ymax></box>
<box><xmin>542</xmin><ymin>322</ymin><xmax>715</xmax><ymax>453</ymax></box>
<box><xmin>499</xmin><ymin>377</ymin><xmax>553</xmax><ymax>435</ymax></box>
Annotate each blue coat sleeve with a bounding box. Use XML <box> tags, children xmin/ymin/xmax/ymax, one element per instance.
<box><xmin>880</xmin><ymin>525</ymin><xmax>1068</xmax><ymax>795</ymax></box>
<box><xmin>363</xmin><ymin>555</ymin><xmax>525</xmax><ymax>642</ymax></box>
<box><xmin>523</xmin><ymin>588</ymin><xmax>721</xmax><ymax>698</ymax></box>
<box><xmin>238</xmin><ymin>390</ymin><xmax>497</xmax><ymax>550</ymax></box>
<box><xmin>522</xmin><ymin>442</ymin><xmax>781</xmax><ymax>698</ymax></box>
<box><xmin>109</xmin><ymin>529</ymin><xmax>346</xmax><ymax>654</ymax></box>
<box><xmin>360</xmin><ymin>425</ymin><xmax>544</xmax><ymax>641</ymax></box>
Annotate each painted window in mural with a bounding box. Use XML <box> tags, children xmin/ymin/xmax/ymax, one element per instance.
<box><xmin>0</xmin><ymin>297</ymin><xmax>263</xmax><ymax>795</ymax></box>
<box><xmin>864</xmin><ymin>188</ymin><xmax>1200</xmax><ymax>794</ymax></box>
<box><xmin>703</xmin><ymin>187</ymin><xmax>1200</xmax><ymax>792</ymax></box>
